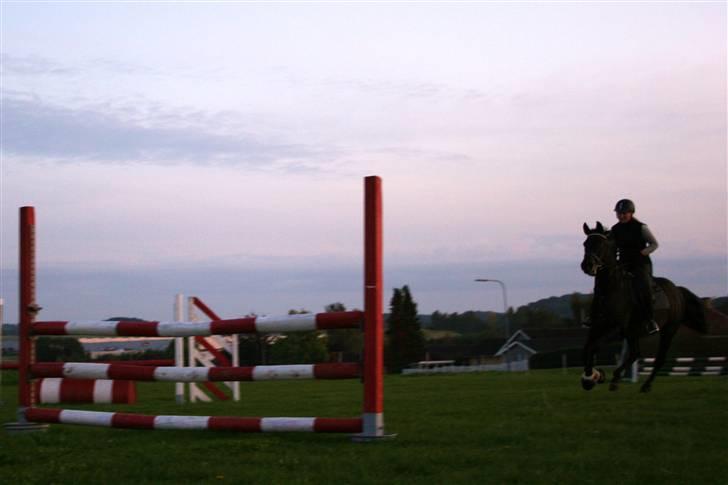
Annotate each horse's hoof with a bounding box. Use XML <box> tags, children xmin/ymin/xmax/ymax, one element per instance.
<box><xmin>609</xmin><ymin>382</ymin><xmax>619</xmax><ymax>392</ymax></box>
<box><xmin>581</xmin><ymin>377</ymin><xmax>596</xmax><ymax>391</ymax></box>
<box><xmin>596</xmin><ymin>368</ymin><xmax>606</xmax><ymax>384</ymax></box>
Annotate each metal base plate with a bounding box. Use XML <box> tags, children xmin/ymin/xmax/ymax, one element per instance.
<box><xmin>4</xmin><ymin>422</ymin><xmax>50</xmax><ymax>433</ymax></box>
<box><xmin>351</xmin><ymin>433</ymin><xmax>397</xmax><ymax>443</ymax></box>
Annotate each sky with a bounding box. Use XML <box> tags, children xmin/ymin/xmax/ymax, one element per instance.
<box><xmin>1</xmin><ymin>2</ymin><xmax>726</xmax><ymax>324</ymax></box>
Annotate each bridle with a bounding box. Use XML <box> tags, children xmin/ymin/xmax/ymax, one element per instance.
<box><xmin>583</xmin><ymin>232</ymin><xmax>610</xmax><ymax>275</ymax></box>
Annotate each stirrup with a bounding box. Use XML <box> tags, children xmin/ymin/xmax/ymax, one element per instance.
<box><xmin>646</xmin><ymin>320</ymin><xmax>659</xmax><ymax>335</ymax></box>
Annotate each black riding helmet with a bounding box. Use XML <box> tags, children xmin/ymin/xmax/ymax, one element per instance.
<box><xmin>614</xmin><ymin>199</ymin><xmax>635</xmax><ymax>213</ymax></box>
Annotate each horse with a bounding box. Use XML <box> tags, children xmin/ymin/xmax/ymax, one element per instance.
<box><xmin>579</xmin><ymin>222</ymin><xmax>707</xmax><ymax>392</ymax></box>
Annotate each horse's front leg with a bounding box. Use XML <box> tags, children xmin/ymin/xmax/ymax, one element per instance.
<box><xmin>610</xmin><ymin>336</ymin><xmax>640</xmax><ymax>391</ymax></box>
<box><xmin>581</xmin><ymin>326</ymin><xmax>609</xmax><ymax>390</ymax></box>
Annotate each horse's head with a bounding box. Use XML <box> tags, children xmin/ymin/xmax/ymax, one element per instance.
<box><xmin>581</xmin><ymin>222</ymin><xmax>615</xmax><ymax>276</ymax></box>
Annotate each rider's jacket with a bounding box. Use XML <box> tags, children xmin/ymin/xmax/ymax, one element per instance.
<box><xmin>611</xmin><ymin>218</ymin><xmax>650</xmax><ymax>267</ymax></box>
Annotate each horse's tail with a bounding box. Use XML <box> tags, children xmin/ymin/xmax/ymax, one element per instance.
<box><xmin>679</xmin><ymin>286</ymin><xmax>708</xmax><ymax>334</ymax></box>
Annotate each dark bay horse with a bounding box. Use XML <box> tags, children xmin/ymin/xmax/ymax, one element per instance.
<box><xmin>579</xmin><ymin>222</ymin><xmax>707</xmax><ymax>392</ymax></box>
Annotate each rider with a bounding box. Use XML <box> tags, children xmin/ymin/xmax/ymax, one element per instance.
<box><xmin>611</xmin><ymin>199</ymin><xmax>660</xmax><ymax>335</ymax></box>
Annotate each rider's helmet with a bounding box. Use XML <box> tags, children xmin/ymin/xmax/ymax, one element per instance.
<box><xmin>614</xmin><ymin>199</ymin><xmax>635</xmax><ymax>214</ymax></box>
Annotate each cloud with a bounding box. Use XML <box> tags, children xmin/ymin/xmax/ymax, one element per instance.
<box><xmin>1</xmin><ymin>94</ymin><xmax>312</xmax><ymax>165</ymax></box>
<box><xmin>0</xmin><ymin>90</ymin><xmax>476</xmax><ymax>172</ymax></box>
<box><xmin>1</xmin><ymin>53</ymin><xmax>168</xmax><ymax>78</ymax></box>
<box><xmin>0</xmin><ymin>53</ymin><xmax>80</xmax><ymax>76</ymax></box>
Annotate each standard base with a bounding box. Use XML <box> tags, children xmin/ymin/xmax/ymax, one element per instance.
<box><xmin>4</xmin><ymin>422</ymin><xmax>50</xmax><ymax>433</ymax></box>
<box><xmin>351</xmin><ymin>432</ymin><xmax>397</xmax><ymax>443</ymax></box>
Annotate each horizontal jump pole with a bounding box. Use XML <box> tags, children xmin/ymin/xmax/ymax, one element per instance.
<box><xmin>639</xmin><ymin>370</ymin><xmax>728</xmax><ymax>377</ymax></box>
<box><xmin>32</xmin><ymin>311</ymin><xmax>363</xmax><ymax>337</ymax></box>
<box><xmin>642</xmin><ymin>365</ymin><xmax>728</xmax><ymax>373</ymax></box>
<box><xmin>641</xmin><ymin>357</ymin><xmax>727</xmax><ymax>364</ymax></box>
<box><xmin>2</xmin><ymin>360</ymin><xmax>175</xmax><ymax>370</ymax></box>
<box><xmin>31</xmin><ymin>362</ymin><xmax>361</xmax><ymax>382</ymax></box>
<box><xmin>25</xmin><ymin>408</ymin><xmax>363</xmax><ymax>433</ymax></box>
<box><xmin>95</xmin><ymin>359</ymin><xmax>175</xmax><ymax>366</ymax></box>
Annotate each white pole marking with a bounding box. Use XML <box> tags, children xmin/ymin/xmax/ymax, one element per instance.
<box><xmin>154</xmin><ymin>415</ymin><xmax>210</xmax><ymax>430</ymax></box>
<box><xmin>61</xmin><ymin>409</ymin><xmax>115</xmax><ymax>427</ymax></box>
<box><xmin>252</xmin><ymin>365</ymin><xmax>314</xmax><ymax>380</ymax></box>
<box><xmin>93</xmin><ymin>380</ymin><xmax>114</xmax><ymax>403</ymax></box>
<box><xmin>260</xmin><ymin>417</ymin><xmax>316</xmax><ymax>432</ymax></box>
<box><xmin>40</xmin><ymin>378</ymin><xmax>62</xmax><ymax>403</ymax></box>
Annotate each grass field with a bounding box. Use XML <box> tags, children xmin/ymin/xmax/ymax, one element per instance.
<box><xmin>1</xmin><ymin>369</ymin><xmax>726</xmax><ymax>484</ymax></box>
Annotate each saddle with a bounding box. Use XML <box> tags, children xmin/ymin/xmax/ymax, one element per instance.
<box><xmin>652</xmin><ymin>280</ymin><xmax>670</xmax><ymax>312</ymax></box>
<box><xmin>621</xmin><ymin>270</ymin><xmax>669</xmax><ymax>312</ymax></box>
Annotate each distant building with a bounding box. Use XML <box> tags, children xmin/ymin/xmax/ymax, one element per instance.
<box><xmin>79</xmin><ymin>337</ymin><xmax>172</xmax><ymax>359</ymax></box>
<box><xmin>495</xmin><ymin>328</ymin><xmax>590</xmax><ymax>371</ymax></box>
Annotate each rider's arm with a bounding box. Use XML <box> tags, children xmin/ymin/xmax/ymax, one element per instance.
<box><xmin>641</xmin><ymin>225</ymin><xmax>659</xmax><ymax>255</ymax></box>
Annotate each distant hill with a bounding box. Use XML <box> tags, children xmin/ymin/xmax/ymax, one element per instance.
<box><xmin>519</xmin><ymin>293</ymin><xmax>591</xmax><ymax>320</ymax></box>
<box><xmin>711</xmin><ymin>297</ymin><xmax>728</xmax><ymax>315</ymax></box>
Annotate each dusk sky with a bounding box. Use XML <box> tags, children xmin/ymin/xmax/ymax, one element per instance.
<box><xmin>1</xmin><ymin>2</ymin><xmax>726</xmax><ymax>324</ymax></box>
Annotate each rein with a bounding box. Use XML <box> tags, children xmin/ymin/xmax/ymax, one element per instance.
<box><xmin>585</xmin><ymin>233</ymin><xmax>610</xmax><ymax>270</ymax></box>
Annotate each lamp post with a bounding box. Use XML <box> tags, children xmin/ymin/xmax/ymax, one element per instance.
<box><xmin>475</xmin><ymin>279</ymin><xmax>511</xmax><ymax>371</ymax></box>
<box><xmin>474</xmin><ymin>279</ymin><xmax>510</xmax><ymax>339</ymax></box>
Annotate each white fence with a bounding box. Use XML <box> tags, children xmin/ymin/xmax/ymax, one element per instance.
<box><xmin>402</xmin><ymin>360</ymin><xmax>529</xmax><ymax>375</ymax></box>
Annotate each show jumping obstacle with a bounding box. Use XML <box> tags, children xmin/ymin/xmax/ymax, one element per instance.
<box><xmin>6</xmin><ymin>176</ymin><xmax>388</xmax><ymax>439</ymax></box>
<box><xmin>637</xmin><ymin>356</ymin><xmax>728</xmax><ymax>377</ymax></box>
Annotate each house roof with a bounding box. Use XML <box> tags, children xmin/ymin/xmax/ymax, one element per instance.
<box><xmin>495</xmin><ymin>340</ymin><xmax>537</xmax><ymax>357</ymax></box>
<box><xmin>496</xmin><ymin>328</ymin><xmax>590</xmax><ymax>356</ymax></box>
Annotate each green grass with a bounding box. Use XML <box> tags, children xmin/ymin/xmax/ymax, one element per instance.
<box><xmin>1</xmin><ymin>369</ymin><xmax>727</xmax><ymax>484</ymax></box>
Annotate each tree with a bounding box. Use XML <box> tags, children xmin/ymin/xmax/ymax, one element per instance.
<box><xmin>509</xmin><ymin>306</ymin><xmax>563</xmax><ymax>331</ymax></box>
<box><xmin>324</xmin><ymin>302</ymin><xmax>362</xmax><ymax>362</ymax></box>
<box><xmin>430</xmin><ymin>310</ymin><xmax>501</xmax><ymax>335</ymax></box>
<box><xmin>267</xmin><ymin>309</ymin><xmax>328</xmax><ymax>364</ymax></box>
<box><xmin>385</xmin><ymin>285</ymin><xmax>425</xmax><ymax>373</ymax></box>
<box><xmin>36</xmin><ymin>337</ymin><xmax>86</xmax><ymax>362</ymax></box>
<box><xmin>233</xmin><ymin>313</ymin><xmax>272</xmax><ymax>365</ymax></box>
<box><xmin>568</xmin><ymin>293</ymin><xmax>593</xmax><ymax>327</ymax></box>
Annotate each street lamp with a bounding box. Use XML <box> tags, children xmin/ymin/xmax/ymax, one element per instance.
<box><xmin>474</xmin><ymin>279</ymin><xmax>510</xmax><ymax>339</ymax></box>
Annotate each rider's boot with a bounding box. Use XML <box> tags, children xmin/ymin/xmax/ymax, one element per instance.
<box><xmin>641</xmin><ymin>276</ymin><xmax>658</xmax><ymax>334</ymax></box>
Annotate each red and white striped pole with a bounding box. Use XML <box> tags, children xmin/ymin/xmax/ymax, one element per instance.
<box><xmin>357</xmin><ymin>176</ymin><xmax>391</xmax><ymax>441</ymax></box>
<box><xmin>19</xmin><ymin>207</ymin><xmax>35</xmax><ymax>410</ymax></box>
<box><xmin>5</xmin><ymin>207</ymin><xmax>48</xmax><ymax>432</ymax></box>
<box><xmin>26</xmin><ymin>408</ymin><xmax>363</xmax><ymax>433</ymax></box>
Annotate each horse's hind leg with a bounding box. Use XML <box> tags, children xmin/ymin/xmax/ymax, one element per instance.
<box><xmin>610</xmin><ymin>337</ymin><xmax>640</xmax><ymax>391</ymax></box>
<box><xmin>641</xmin><ymin>323</ymin><xmax>679</xmax><ymax>393</ymax></box>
